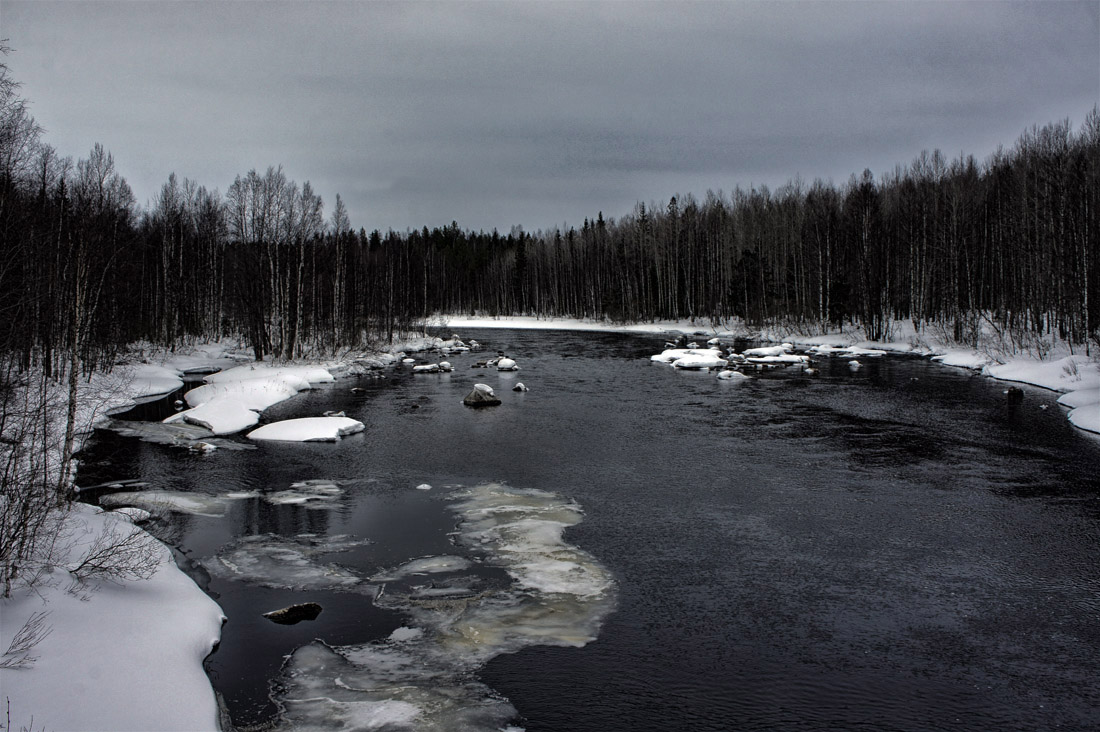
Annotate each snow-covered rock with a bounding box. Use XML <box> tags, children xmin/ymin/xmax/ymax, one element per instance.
<box><xmin>463</xmin><ymin>383</ymin><xmax>501</xmax><ymax>407</ymax></box>
<box><xmin>497</xmin><ymin>357</ymin><xmax>519</xmax><ymax>371</ymax></box>
<box><xmin>247</xmin><ymin>416</ymin><xmax>365</xmax><ymax>442</ymax></box>
<box><xmin>651</xmin><ymin>347</ymin><xmax>723</xmax><ymax>364</ymax></box>
<box><xmin>717</xmin><ymin>370</ymin><xmax>748</xmax><ymax>380</ymax></box>
<box><xmin>413</xmin><ymin>363</ymin><xmax>441</xmax><ymax>373</ymax></box>
<box><xmin>673</xmin><ymin>353</ymin><xmax>728</xmax><ymax>370</ymax></box>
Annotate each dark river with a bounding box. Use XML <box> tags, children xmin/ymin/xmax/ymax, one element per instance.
<box><xmin>77</xmin><ymin>328</ymin><xmax>1100</xmax><ymax>732</ymax></box>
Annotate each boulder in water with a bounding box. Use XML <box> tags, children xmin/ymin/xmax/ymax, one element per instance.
<box><xmin>463</xmin><ymin>384</ymin><xmax>501</xmax><ymax>407</ymax></box>
<box><xmin>263</xmin><ymin>602</ymin><xmax>323</xmax><ymax>625</ymax></box>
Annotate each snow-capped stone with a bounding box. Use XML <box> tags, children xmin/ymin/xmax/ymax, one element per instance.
<box><xmin>463</xmin><ymin>384</ymin><xmax>501</xmax><ymax>407</ymax></box>
<box><xmin>247</xmin><ymin>416</ymin><xmax>365</xmax><ymax>442</ymax></box>
<box><xmin>497</xmin><ymin>358</ymin><xmax>519</xmax><ymax>371</ymax></box>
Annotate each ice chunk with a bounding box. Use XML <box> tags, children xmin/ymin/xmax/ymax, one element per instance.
<box><xmin>203</xmin><ymin>534</ymin><xmax>369</xmax><ymax>591</ymax></box>
<box><xmin>268</xmin><ymin>483</ymin><xmax>616</xmax><ymax>732</ymax></box>
<box><xmin>247</xmin><ymin>416</ymin><xmax>365</xmax><ymax>442</ymax></box>
<box><xmin>265</xmin><ymin>480</ymin><xmax>344</xmax><ymax>507</ymax></box>
<box><xmin>741</xmin><ymin>345</ymin><xmax>790</xmax><ymax>357</ymax></box>
<box><xmin>389</xmin><ymin>627</ymin><xmax>424</xmax><ymax>642</ymax></box>
<box><xmin>99</xmin><ymin>490</ymin><xmax>237</xmax><ymax>518</ymax></box>
<box><xmin>371</xmin><ymin>556</ymin><xmax>473</xmax><ymax>582</ymax></box>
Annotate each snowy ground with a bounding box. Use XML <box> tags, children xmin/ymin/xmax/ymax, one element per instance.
<box><xmin>0</xmin><ymin>504</ymin><xmax>226</xmax><ymax>732</ymax></box>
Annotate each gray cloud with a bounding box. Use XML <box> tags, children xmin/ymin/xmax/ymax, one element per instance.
<box><xmin>3</xmin><ymin>0</ymin><xmax>1096</xmax><ymax>233</ymax></box>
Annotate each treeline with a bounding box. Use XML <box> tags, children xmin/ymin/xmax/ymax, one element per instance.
<box><xmin>417</xmin><ymin>117</ymin><xmax>1099</xmax><ymax>349</ymax></box>
<box><xmin>2</xmin><ymin>53</ymin><xmax>1098</xmax><ymax>386</ymax></box>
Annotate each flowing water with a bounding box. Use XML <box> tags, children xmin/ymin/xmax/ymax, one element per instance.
<box><xmin>77</xmin><ymin>329</ymin><xmax>1100</xmax><ymax>731</ymax></box>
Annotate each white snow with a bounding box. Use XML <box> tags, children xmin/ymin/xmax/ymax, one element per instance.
<box><xmin>651</xmin><ymin>348</ymin><xmax>727</xmax><ymax>370</ymax></box>
<box><xmin>0</xmin><ymin>503</ymin><xmax>224</xmax><ymax>732</ymax></box>
<box><xmin>741</xmin><ymin>345</ymin><xmax>789</xmax><ymax>358</ymax></box>
<box><xmin>717</xmin><ymin>370</ymin><xmax>748</xmax><ymax>380</ymax></box>
<box><xmin>115</xmin><ymin>363</ymin><xmax>184</xmax><ymax>401</ymax></box>
<box><xmin>168</xmin><ymin>365</ymin><xmax>339</xmax><ymax>435</ymax></box>
<box><xmin>496</xmin><ymin>357</ymin><xmax>519</xmax><ymax>371</ymax></box>
<box><xmin>931</xmin><ymin>350</ymin><xmax>994</xmax><ymax>370</ymax></box>
<box><xmin>247</xmin><ymin>416</ymin><xmax>366</xmax><ymax>442</ymax></box>
<box><xmin>981</xmin><ymin>355</ymin><xmax>1100</xmax><ymax>435</ymax></box>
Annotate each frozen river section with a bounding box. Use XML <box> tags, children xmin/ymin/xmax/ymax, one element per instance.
<box><xmin>78</xmin><ymin>328</ymin><xmax>1100</xmax><ymax>732</ymax></box>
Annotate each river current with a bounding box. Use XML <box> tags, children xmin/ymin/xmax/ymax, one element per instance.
<box><xmin>77</xmin><ymin>329</ymin><xmax>1100</xmax><ymax>731</ymax></box>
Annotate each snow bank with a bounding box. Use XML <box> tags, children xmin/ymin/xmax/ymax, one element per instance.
<box><xmin>115</xmin><ymin>363</ymin><xmax>184</xmax><ymax>401</ymax></box>
<box><xmin>931</xmin><ymin>350</ymin><xmax>994</xmax><ymax>370</ymax></box>
<box><xmin>983</xmin><ymin>355</ymin><xmax>1100</xmax><ymax>435</ymax></box>
<box><xmin>0</xmin><ymin>503</ymin><xmax>224</xmax><ymax>732</ymax></box>
<box><xmin>167</xmin><ymin>365</ymin><xmax>337</xmax><ymax>435</ymax></box>
<box><xmin>247</xmin><ymin>416</ymin><xmax>366</xmax><ymax>442</ymax></box>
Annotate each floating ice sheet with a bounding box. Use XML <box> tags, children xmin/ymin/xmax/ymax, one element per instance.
<box><xmin>203</xmin><ymin>534</ymin><xmax>371</xmax><ymax>591</ymax></box>
<box><xmin>268</xmin><ymin>482</ymin><xmax>616</xmax><ymax>732</ymax></box>
<box><xmin>99</xmin><ymin>489</ymin><xmax>254</xmax><ymax>518</ymax></box>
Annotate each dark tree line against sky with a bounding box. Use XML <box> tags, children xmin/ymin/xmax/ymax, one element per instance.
<box><xmin>1</xmin><ymin>56</ymin><xmax>1098</xmax><ymax>381</ymax></box>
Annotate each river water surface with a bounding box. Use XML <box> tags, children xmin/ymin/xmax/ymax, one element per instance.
<box><xmin>77</xmin><ymin>329</ymin><xmax>1100</xmax><ymax>731</ymax></box>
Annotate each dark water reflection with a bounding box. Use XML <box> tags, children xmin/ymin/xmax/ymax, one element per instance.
<box><xmin>77</xmin><ymin>329</ymin><xmax>1100</xmax><ymax>731</ymax></box>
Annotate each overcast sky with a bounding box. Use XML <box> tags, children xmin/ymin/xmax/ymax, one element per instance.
<box><xmin>3</xmin><ymin>1</ymin><xmax>1097</xmax><ymax>233</ymax></box>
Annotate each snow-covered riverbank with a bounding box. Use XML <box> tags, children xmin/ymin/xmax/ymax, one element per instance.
<box><xmin>442</xmin><ymin>315</ymin><xmax>1099</xmax><ymax>435</ymax></box>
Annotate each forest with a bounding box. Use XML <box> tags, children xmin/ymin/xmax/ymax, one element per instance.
<box><xmin>2</xmin><ymin>57</ymin><xmax>1098</xmax><ymax>381</ymax></box>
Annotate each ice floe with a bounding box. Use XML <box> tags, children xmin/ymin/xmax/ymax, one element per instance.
<box><xmin>265</xmin><ymin>479</ymin><xmax>344</xmax><ymax>507</ymax></box>
<box><xmin>99</xmin><ymin>489</ymin><xmax>252</xmax><ymax>518</ymax></box>
<box><xmin>203</xmin><ymin>534</ymin><xmax>371</xmax><ymax>591</ymax></box>
<box><xmin>102</xmin><ymin>419</ymin><xmax>254</xmax><ymax>451</ymax></box>
<box><xmin>247</xmin><ymin>416</ymin><xmax>366</xmax><ymax>442</ymax></box>
<box><xmin>269</xmin><ymin>482</ymin><xmax>616</xmax><ymax>732</ymax></box>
